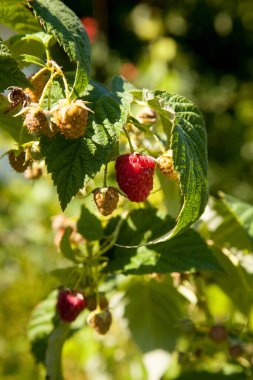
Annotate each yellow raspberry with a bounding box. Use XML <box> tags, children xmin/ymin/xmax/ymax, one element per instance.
<box><xmin>24</xmin><ymin>106</ymin><xmax>56</xmax><ymax>137</ymax></box>
<box><xmin>51</xmin><ymin>99</ymin><xmax>91</xmax><ymax>139</ymax></box>
<box><xmin>93</xmin><ymin>187</ymin><xmax>119</xmax><ymax>216</ymax></box>
<box><xmin>24</xmin><ymin>71</ymin><xmax>49</xmax><ymax>103</ymax></box>
<box><xmin>157</xmin><ymin>150</ymin><xmax>179</xmax><ymax>181</ymax></box>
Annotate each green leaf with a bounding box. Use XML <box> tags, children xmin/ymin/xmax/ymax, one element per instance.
<box><xmin>143</xmin><ymin>90</ymin><xmax>208</xmax><ymax>244</ymax></box>
<box><xmin>220</xmin><ymin>193</ymin><xmax>253</xmax><ymax>245</ymax></box>
<box><xmin>28</xmin><ymin>290</ymin><xmax>58</xmax><ymax>364</ymax></box>
<box><xmin>105</xmin><ymin>209</ymin><xmax>221</xmax><ymax>274</ymax></box>
<box><xmin>124</xmin><ymin>278</ymin><xmax>186</xmax><ymax>352</ymax></box>
<box><xmin>77</xmin><ymin>206</ymin><xmax>103</xmax><ymax>241</ymax></box>
<box><xmin>21</xmin><ymin>31</ymin><xmax>54</xmax><ymax>48</ymax></box>
<box><xmin>0</xmin><ymin>39</ymin><xmax>30</xmax><ymax>91</ymax></box>
<box><xmin>0</xmin><ymin>95</ymin><xmax>31</xmax><ymax>143</ymax></box>
<box><xmin>60</xmin><ymin>228</ymin><xmax>80</xmax><ymax>263</ymax></box>
<box><xmin>40</xmin><ymin>79</ymin><xmax>64</xmax><ymax>109</ymax></box>
<box><xmin>50</xmin><ymin>266</ymin><xmax>85</xmax><ymax>289</ymax></box>
<box><xmin>18</xmin><ymin>54</ymin><xmax>45</xmax><ymax>66</ymax></box>
<box><xmin>28</xmin><ymin>0</ymin><xmax>91</xmax><ymax>95</ymax></box>
<box><xmin>207</xmin><ymin>196</ymin><xmax>253</xmax><ymax>252</ymax></box>
<box><xmin>0</xmin><ymin>0</ymin><xmax>41</xmax><ymax>33</ymax></box>
<box><xmin>40</xmin><ymin>90</ymin><xmax>131</xmax><ymax>209</ymax></box>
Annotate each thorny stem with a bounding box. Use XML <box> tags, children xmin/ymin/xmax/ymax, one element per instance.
<box><xmin>123</xmin><ymin>126</ymin><xmax>135</xmax><ymax>153</ymax></box>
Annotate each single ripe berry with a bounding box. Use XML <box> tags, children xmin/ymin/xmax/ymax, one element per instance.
<box><xmin>8</xmin><ymin>150</ymin><xmax>30</xmax><ymax>173</ymax></box>
<box><xmin>93</xmin><ymin>187</ymin><xmax>119</xmax><ymax>216</ymax></box>
<box><xmin>24</xmin><ymin>71</ymin><xmax>49</xmax><ymax>103</ymax></box>
<box><xmin>157</xmin><ymin>150</ymin><xmax>179</xmax><ymax>181</ymax></box>
<box><xmin>24</xmin><ymin>107</ymin><xmax>56</xmax><ymax>137</ymax></box>
<box><xmin>87</xmin><ymin>308</ymin><xmax>112</xmax><ymax>335</ymax></box>
<box><xmin>115</xmin><ymin>152</ymin><xmax>156</xmax><ymax>202</ymax></box>
<box><xmin>51</xmin><ymin>99</ymin><xmax>91</xmax><ymax>139</ymax></box>
<box><xmin>209</xmin><ymin>325</ymin><xmax>227</xmax><ymax>342</ymax></box>
<box><xmin>56</xmin><ymin>288</ymin><xmax>87</xmax><ymax>323</ymax></box>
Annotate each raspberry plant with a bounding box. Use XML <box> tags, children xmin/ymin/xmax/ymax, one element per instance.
<box><xmin>2</xmin><ymin>1</ymin><xmax>253</xmax><ymax>379</ymax></box>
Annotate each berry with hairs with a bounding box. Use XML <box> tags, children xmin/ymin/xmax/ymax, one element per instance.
<box><xmin>115</xmin><ymin>152</ymin><xmax>156</xmax><ymax>202</ymax></box>
<box><xmin>51</xmin><ymin>99</ymin><xmax>91</xmax><ymax>139</ymax></box>
<box><xmin>157</xmin><ymin>150</ymin><xmax>179</xmax><ymax>181</ymax></box>
<box><xmin>56</xmin><ymin>288</ymin><xmax>87</xmax><ymax>323</ymax></box>
<box><xmin>93</xmin><ymin>187</ymin><xmax>119</xmax><ymax>216</ymax></box>
<box><xmin>24</xmin><ymin>106</ymin><xmax>56</xmax><ymax>137</ymax></box>
<box><xmin>87</xmin><ymin>308</ymin><xmax>112</xmax><ymax>335</ymax></box>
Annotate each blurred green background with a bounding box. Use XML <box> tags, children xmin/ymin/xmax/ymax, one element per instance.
<box><xmin>1</xmin><ymin>0</ymin><xmax>253</xmax><ymax>378</ymax></box>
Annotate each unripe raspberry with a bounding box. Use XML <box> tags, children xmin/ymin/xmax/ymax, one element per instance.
<box><xmin>136</xmin><ymin>107</ymin><xmax>157</xmax><ymax>124</ymax></box>
<box><xmin>87</xmin><ymin>308</ymin><xmax>112</xmax><ymax>335</ymax></box>
<box><xmin>8</xmin><ymin>150</ymin><xmax>30</xmax><ymax>173</ymax></box>
<box><xmin>87</xmin><ymin>293</ymin><xmax>109</xmax><ymax>311</ymax></box>
<box><xmin>157</xmin><ymin>150</ymin><xmax>179</xmax><ymax>181</ymax></box>
<box><xmin>24</xmin><ymin>71</ymin><xmax>49</xmax><ymax>103</ymax></box>
<box><xmin>115</xmin><ymin>152</ymin><xmax>156</xmax><ymax>202</ymax></box>
<box><xmin>24</xmin><ymin>107</ymin><xmax>56</xmax><ymax>137</ymax></box>
<box><xmin>209</xmin><ymin>325</ymin><xmax>227</xmax><ymax>342</ymax></box>
<box><xmin>56</xmin><ymin>288</ymin><xmax>87</xmax><ymax>323</ymax></box>
<box><xmin>51</xmin><ymin>99</ymin><xmax>91</xmax><ymax>139</ymax></box>
<box><xmin>93</xmin><ymin>187</ymin><xmax>119</xmax><ymax>216</ymax></box>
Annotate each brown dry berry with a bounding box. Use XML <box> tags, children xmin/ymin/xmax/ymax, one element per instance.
<box><xmin>136</xmin><ymin>107</ymin><xmax>157</xmax><ymax>124</ymax></box>
<box><xmin>7</xmin><ymin>86</ymin><xmax>30</xmax><ymax>109</ymax></box>
<box><xmin>8</xmin><ymin>150</ymin><xmax>30</xmax><ymax>173</ymax></box>
<box><xmin>157</xmin><ymin>150</ymin><xmax>179</xmax><ymax>181</ymax></box>
<box><xmin>51</xmin><ymin>99</ymin><xmax>91</xmax><ymax>139</ymax></box>
<box><xmin>229</xmin><ymin>344</ymin><xmax>244</xmax><ymax>359</ymax></box>
<box><xmin>209</xmin><ymin>325</ymin><xmax>227</xmax><ymax>342</ymax></box>
<box><xmin>24</xmin><ymin>71</ymin><xmax>49</xmax><ymax>103</ymax></box>
<box><xmin>93</xmin><ymin>187</ymin><xmax>119</xmax><ymax>216</ymax></box>
<box><xmin>87</xmin><ymin>293</ymin><xmax>109</xmax><ymax>311</ymax></box>
<box><xmin>87</xmin><ymin>308</ymin><xmax>112</xmax><ymax>335</ymax></box>
<box><xmin>24</xmin><ymin>107</ymin><xmax>56</xmax><ymax>137</ymax></box>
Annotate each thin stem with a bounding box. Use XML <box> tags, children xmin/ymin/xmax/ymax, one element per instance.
<box><xmin>38</xmin><ymin>71</ymin><xmax>59</xmax><ymax>108</ymax></box>
<box><xmin>103</xmin><ymin>163</ymin><xmax>108</xmax><ymax>187</ymax></box>
<box><xmin>150</xmin><ymin>128</ymin><xmax>166</xmax><ymax>153</ymax></box>
<box><xmin>31</xmin><ymin>66</ymin><xmax>48</xmax><ymax>82</ymax></box>
<box><xmin>45</xmin><ymin>47</ymin><xmax>51</xmax><ymax>62</ymax></box>
<box><xmin>123</xmin><ymin>126</ymin><xmax>135</xmax><ymax>153</ymax></box>
<box><xmin>48</xmin><ymin>60</ymin><xmax>70</xmax><ymax>102</ymax></box>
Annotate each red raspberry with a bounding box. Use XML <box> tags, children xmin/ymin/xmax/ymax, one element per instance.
<box><xmin>115</xmin><ymin>153</ymin><xmax>156</xmax><ymax>202</ymax></box>
<box><xmin>56</xmin><ymin>288</ymin><xmax>87</xmax><ymax>323</ymax></box>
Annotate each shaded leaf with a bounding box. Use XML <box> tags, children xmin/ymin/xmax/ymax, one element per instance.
<box><xmin>60</xmin><ymin>228</ymin><xmax>80</xmax><ymax>263</ymax></box>
<box><xmin>0</xmin><ymin>0</ymin><xmax>40</xmax><ymax>33</ymax></box>
<box><xmin>0</xmin><ymin>39</ymin><xmax>30</xmax><ymax>91</ymax></box>
<box><xmin>124</xmin><ymin>278</ymin><xmax>186</xmax><ymax>352</ymax></box>
<box><xmin>105</xmin><ymin>208</ymin><xmax>221</xmax><ymax>274</ymax></box>
<box><xmin>77</xmin><ymin>206</ymin><xmax>103</xmax><ymax>241</ymax></box>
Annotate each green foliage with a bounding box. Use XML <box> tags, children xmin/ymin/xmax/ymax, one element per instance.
<box><xmin>143</xmin><ymin>90</ymin><xmax>208</xmax><ymax>243</ymax></box>
<box><xmin>0</xmin><ymin>0</ymin><xmax>41</xmax><ymax>33</ymax></box>
<box><xmin>106</xmin><ymin>208</ymin><xmax>220</xmax><ymax>274</ymax></box>
<box><xmin>40</xmin><ymin>87</ymin><xmax>131</xmax><ymax>210</ymax></box>
<box><xmin>124</xmin><ymin>278</ymin><xmax>187</xmax><ymax>352</ymax></box>
<box><xmin>0</xmin><ymin>39</ymin><xmax>30</xmax><ymax>91</ymax></box>
<box><xmin>77</xmin><ymin>206</ymin><xmax>103</xmax><ymax>241</ymax></box>
<box><xmin>28</xmin><ymin>0</ymin><xmax>91</xmax><ymax>95</ymax></box>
